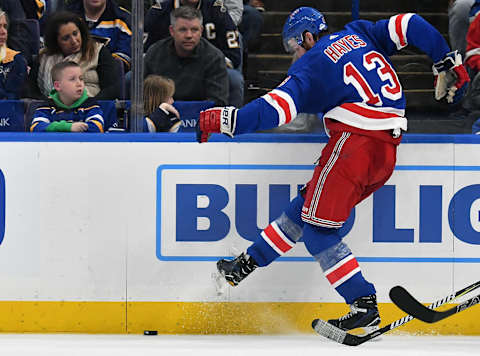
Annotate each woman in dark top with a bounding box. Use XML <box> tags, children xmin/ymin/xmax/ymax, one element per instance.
<box><xmin>29</xmin><ymin>11</ymin><xmax>120</xmax><ymax>100</ymax></box>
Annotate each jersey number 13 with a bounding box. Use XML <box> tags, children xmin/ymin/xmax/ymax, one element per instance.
<box><xmin>344</xmin><ymin>50</ymin><xmax>402</xmax><ymax>105</ymax></box>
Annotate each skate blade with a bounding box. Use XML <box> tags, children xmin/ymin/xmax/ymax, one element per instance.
<box><xmin>349</xmin><ymin>325</ymin><xmax>381</xmax><ymax>339</ymax></box>
<box><xmin>363</xmin><ymin>325</ymin><xmax>382</xmax><ymax>341</ymax></box>
<box><xmin>212</xmin><ymin>271</ymin><xmax>229</xmax><ymax>296</ymax></box>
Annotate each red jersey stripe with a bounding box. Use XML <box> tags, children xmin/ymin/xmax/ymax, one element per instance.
<box><xmin>341</xmin><ymin>103</ymin><xmax>401</xmax><ymax>119</ymax></box>
<box><xmin>263</xmin><ymin>224</ymin><xmax>293</xmax><ymax>253</ymax></box>
<box><xmin>395</xmin><ymin>14</ymin><xmax>407</xmax><ymax>48</ymax></box>
<box><xmin>325</xmin><ymin>257</ymin><xmax>360</xmax><ymax>285</ymax></box>
<box><xmin>268</xmin><ymin>93</ymin><xmax>292</xmax><ymax>124</ymax></box>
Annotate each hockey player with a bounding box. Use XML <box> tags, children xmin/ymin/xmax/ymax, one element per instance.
<box><xmin>197</xmin><ymin>7</ymin><xmax>470</xmax><ymax>331</ymax></box>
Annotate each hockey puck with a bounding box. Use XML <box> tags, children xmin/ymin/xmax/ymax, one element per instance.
<box><xmin>143</xmin><ymin>330</ymin><xmax>158</xmax><ymax>335</ymax></box>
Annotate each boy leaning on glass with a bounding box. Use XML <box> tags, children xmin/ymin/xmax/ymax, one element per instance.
<box><xmin>30</xmin><ymin>61</ymin><xmax>104</xmax><ymax>133</ymax></box>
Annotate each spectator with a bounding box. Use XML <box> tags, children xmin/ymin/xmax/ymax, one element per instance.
<box><xmin>0</xmin><ymin>0</ymin><xmax>26</xmax><ymax>19</ymax></box>
<box><xmin>0</xmin><ymin>9</ymin><xmax>28</xmax><ymax>99</ymax></box>
<box><xmin>30</xmin><ymin>61</ymin><xmax>104</xmax><ymax>132</ymax></box>
<box><xmin>238</xmin><ymin>0</ymin><xmax>263</xmax><ymax>84</ymax></box>
<box><xmin>66</xmin><ymin>0</ymin><xmax>132</xmax><ymax>71</ymax></box>
<box><xmin>145</xmin><ymin>0</ymin><xmax>240</xmax><ymax>66</ymax></box>
<box><xmin>19</xmin><ymin>0</ymin><xmax>46</xmax><ymax>31</ymax></box>
<box><xmin>144</xmin><ymin>0</ymin><xmax>243</xmax><ymax>107</ymax></box>
<box><xmin>449</xmin><ymin>0</ymin><xmax>475</xmax><ymax>57</ymax></box>
<box><xmin>0</xmin><ymin>0</ymin><xmax>41</xmax><ymax>66</ymax></box>
<box><xmin>224</xmin><ymin>0</ymin><xmax>243</xmax><ymax>26</ymax></box>
<box><xmin>143</xmin><ymin>74</ymin><xmax>181</xmax><ymax>132</ymax></box>
<box><xmin>28</xmin><ymin>11</ymin><xmax>120</xmax><ymax>100</ymax></box>
<box><xmin>247</xmin><ymin>0</ymin><xmax>263</xmax><ymax>12</ymax></box>
<box><xmin>239</xmin><ymin>0</ymin><xmax>263</xmax><ymax>53</ymax></box>
<box><xmin>144</xmin><ymin>6</ymin><xmax>228</xmax><ymax>106</ymax></box>
<box><xmin>115</xmin><ymin>0</ymin><xmax>153</xmax><ymax>14</ymax></box>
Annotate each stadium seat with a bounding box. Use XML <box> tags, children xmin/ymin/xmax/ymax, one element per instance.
<box><xmin>0</xmin><ymin>100</ymin><xmax>26</xmax><ymax>131</ymax></box>
<box><xmin>23</xmin><ymin>19</ymin><xmax>41</xmax><ymax>56</ymax></box>
<box><xmin>173</xmin><ymin>101</ymin><xmax>215</xmax><ymax>132</ymax></box>
<box><xmin>113</xmin><ymin>57</ymin><xmax>126</xmax><ymax>100</ymax></box>
<box><xmin>123</xmin><ymin>100</ymin><xmax>215</xmax><ymax>132</ymax></box>
<box><xmin>97</xmin><ymin>100</ymin><xmax>121</xmax><ymax>131</ymax></box>
<box><xmin>23</xmin><ymin>99</ymin><xmax>44</xmax><ymax>131</ymax></box>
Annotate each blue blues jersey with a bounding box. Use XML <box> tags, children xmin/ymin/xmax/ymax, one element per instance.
<box><xmin>0</xmin><ymin>48</ymin><xmax>28</xmax><ymax>100</ymax></box>
<box><xmin>67</xmin><ymin>0</ymin><xmax>132</xmax><ymax>69</ymax></box>
<box><xmin>31</xmin><ymin>97</ymin><xmax>104</xmax><ymax>132</ymax></box>
<box><xmin>236</xmin><ymin>14</ymin><xmax>451</xmax><ymax>139</ymax></box>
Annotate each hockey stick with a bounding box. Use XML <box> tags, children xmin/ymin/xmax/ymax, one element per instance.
<box><xmin>389</xmin><ymin>281</ymin><xmax>480</xmax><ymax>323</ymax></box>
<box><xmin>312</xmin><ymin>280</ymin><xmax>480</xmax><ymax>346</ymax></box>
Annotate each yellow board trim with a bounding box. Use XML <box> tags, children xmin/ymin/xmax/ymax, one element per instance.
<box><xmin>0</xmin><ymin>301</ymin><xmax>478</xmax><ymax>335</ymax></box>
<box><xmin>0</xmin><ymin>301</ymin><xmax>126</xmax><ymax>333</ymax></box>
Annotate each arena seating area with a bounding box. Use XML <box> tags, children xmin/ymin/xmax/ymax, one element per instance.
<box><xmin>245</xmin><ymin>0</ymin><xmax>477</xmax><ymax>133</ymax></box>
<box><xmin>3</xmin><ymin>1</ymin><xmax>478</xmax><ymax>134</ymax></box>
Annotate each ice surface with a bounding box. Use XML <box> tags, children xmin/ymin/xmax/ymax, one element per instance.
<box><xmin>0</xmin><ymin>334</ymin><xmax>478</xmax><ymax>356</ymax></box>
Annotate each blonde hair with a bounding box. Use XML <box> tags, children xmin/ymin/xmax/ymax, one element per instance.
<box><xmin>144</xmin><ymin>75</ymin><xmax>175</xmax><ymax>116</ymax></box>
<box><xmin>0</xmin><ymin>9</ymin><xmax>9</xmax><ymax>30</ymax></box>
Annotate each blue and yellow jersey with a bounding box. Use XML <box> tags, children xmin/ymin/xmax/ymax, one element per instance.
<box><xmin>31</xmin><ymin>97</ymin><xmax>104</xmax><ymax>133</ymax></box>
<box><xmin>68</xmin><ymin>0</ymin><xmax>132</xmax><ymax>69</ymax></box>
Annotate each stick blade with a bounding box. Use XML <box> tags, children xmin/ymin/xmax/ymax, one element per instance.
<box><xmin>389</xmin><ymin>286</ymin><xmax>438</xmax><ymax>323</ymax></box>
<box><xmin>312</xmin><ymin>319</ymin><xmax>348</xmax><ymax>344</ymax></box>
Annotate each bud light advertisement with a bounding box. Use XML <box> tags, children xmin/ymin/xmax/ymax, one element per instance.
<box><xmin>156</xmin><ymin>164</ymin><xmax>480</xmax><ymax>263</ymax></box>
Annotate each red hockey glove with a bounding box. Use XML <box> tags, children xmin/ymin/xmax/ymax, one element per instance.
<box><xmin>433</xmin><ymin>50</ymin><xmax>470</xmax><ymax>104</ymax></box>
<box><xmin>196</xmin><ymin>106</ymin><xmax>237</xmax><ymax>143</ymax></box>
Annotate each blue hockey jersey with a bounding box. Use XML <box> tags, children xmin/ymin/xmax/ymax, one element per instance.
<box><xmin>235</xmin><ymin>14</ymin><xmax>451</xmax><ymax>141</ymax></box>
<box><xmin>30</xmin><ymin>95</ymin><xmax>104</xmax><ymax>133</ymax></box>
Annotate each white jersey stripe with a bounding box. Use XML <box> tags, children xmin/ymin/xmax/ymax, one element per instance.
<box><xmin>260</xmin><ymin>221</ymin><xmax>295</xmax><ymax>256</ymax></box>
<box><xmin>388</xmin><ymin>16</ymin><xmax>401</xmax><ymax>50</ymax></box>
<box><xmin>262</xmin><ymin>94</ymin><xmax>287</xmax><ymax>125</ymax></box>
<box><xmin>86</xmin><ymin>114</ymin><xmax>105</xmax><ymax>124</ymax></box>
<box><xmin>465</xmin><ymin>48</ymin><xmax>480</xmax><ymax>61</ymax></box>
<box><xmin>271</xmin><ymin>221</ymin><xmax>295</xmax><ymax>248</ymax></box>
<box><xmin>269</xmin><ymin>89</ymin><xmax>298</xmax><ymax>121</ymax></box>
<box><xmin>31</xmin><ymin>117</ymin><xmax>50</xmax><ymax>124</ymax></box>
<box><xmin>261</xmin><ymin>231</ymin><xmax>284</xmax><ymax>255</ymax></box>
<box><xmin>399</xmin><ymin>13</ymin><xmax>414</xmax><ymax>48</ymax></box>
<box><xmin>348</xmin><ymin>102</ymin><xmax>405</xmax><ymax>116</ymax></box>
<box><xmin>324</xmin><ymin>105</ymin><xmax>408</xmax><ymax>131</ymax></box>
<box><xmin>388</xmin><ymin>13</ymin><xmax>414</xmax><ymax>50</ymax></box>
<box><xmin>262</xmin><ymin>89</ymin><xmax>297</xmax><ymax>126</ymax></box>
<box><xmin>309</xmin><ymin>132</ymin><xmax>350</xmax><ymax>218</ymax></box>
<box><xmin>302</xmin><ymin>215</ymin><xmax>343</xmax><ymax>227</ymax></box>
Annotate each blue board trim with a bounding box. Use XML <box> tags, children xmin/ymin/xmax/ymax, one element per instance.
<box><xmin>1</xmin><ymin>132</ymin><xmax>480</xmax><ymax>143</ymax></box>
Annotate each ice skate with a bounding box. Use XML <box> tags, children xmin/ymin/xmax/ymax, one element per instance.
<box><xmin>216</xmin><ymin>253</ymin><xmax>258</xmax><ymax>286</ymax></box>
<box><xmin>327</xmin><ymin>294</ymin><xmax>381</xmax><ymax>333</ymax></box>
